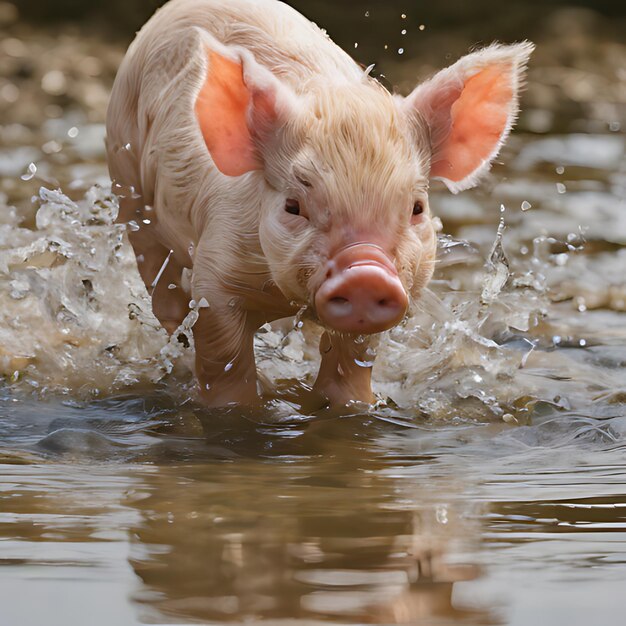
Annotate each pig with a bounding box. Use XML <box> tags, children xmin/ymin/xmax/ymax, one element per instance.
<box><xmin>106</xmin><ymin>0</ymin><xmax>533</xmax><ymax>407</ymax></box>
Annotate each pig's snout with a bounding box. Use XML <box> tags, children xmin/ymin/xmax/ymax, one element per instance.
<box><xmin>315</xmin><ymin>244</ymin><xmax>408</xmax><ymax>334</ymax></box>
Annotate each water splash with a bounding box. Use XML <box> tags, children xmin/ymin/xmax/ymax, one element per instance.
<box><xmin>0</xmin><ymin>172</ymin><xmax>621</xmax><ymax>425</ymax></box>
<box><xmin>481</xmin><ymin>210</ymin><xmax>509</xmax><ymax>305</ymax></box>
<box><xmin>0</xmin><ymin>185</ymin><xmax>179</xmax><ymax>393</ymax></box>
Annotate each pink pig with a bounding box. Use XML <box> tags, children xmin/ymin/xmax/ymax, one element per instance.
<box><xmin>106</xmin><ymin>0</ymin><xmax>533</xmax><ymax>407</ymax></box>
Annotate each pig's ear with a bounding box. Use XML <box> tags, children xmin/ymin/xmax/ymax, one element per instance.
<box><xmin>195</xmin><ymin>40</ymin><xmax>297</xmax><ymax>177</ymax></box>
<box><xmin>403</xmin><ymin>42</ymin><xmax>534</xmax><ymax>193</ymax></box>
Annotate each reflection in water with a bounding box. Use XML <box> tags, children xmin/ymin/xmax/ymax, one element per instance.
<box><xmin>4</xmin><ymin>395</ymin><xmax>626</xmax><ymax>625</ymax></box>
<box><xmin>0</xmin><ymin>392</ymin><xmax>499</xmax><ymax>625</ymax></box>
<box><xmin>127</xmin><ymin>416</ymin><xmax>490</xmax><ymax>624</ymax></box>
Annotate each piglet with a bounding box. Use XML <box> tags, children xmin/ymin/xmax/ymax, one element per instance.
<box><xmin>106</xmin><ymin>0</ymin><xmax>533</xmax><ymax>407</ymax></box>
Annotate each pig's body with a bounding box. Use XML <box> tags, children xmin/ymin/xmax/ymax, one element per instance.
<box><xmin>107</xmin><ymin>0</ymin><xmax>533</xmax><ymax>406</ymax></box>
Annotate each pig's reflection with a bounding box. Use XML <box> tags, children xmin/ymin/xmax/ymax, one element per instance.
<box><xmin>127</xmin><ymin>413</ymin><xmax>497</xmax><ymax>624</ymax></box>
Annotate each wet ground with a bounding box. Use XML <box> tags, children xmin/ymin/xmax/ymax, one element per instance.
<box><xmin>1</xmin><ymin>1</ymin><xmax>626</xmax><ymax>624</ymax></box>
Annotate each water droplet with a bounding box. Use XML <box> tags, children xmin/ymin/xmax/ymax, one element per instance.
<box><xmin>364</xmin><ymin>10</ymin><xmax>370</xmax><ymax>17</ymax></box>
<box><xmin>142</xmin><ymin>218</ymin><xmax>151</xmax><ymax>225</ymax></box>
<box><xmin>293</xmin><ymin>304</ymin><xmax>308</xmax><ymax>330</ymax></box>
<box><xmin>151</xmin><ymin>250</ymin><xmax>173</xmax><ymax>290</ymax></box>
<box><xmin>555</xmin><ymin>165</ymin><xmax>565</xmax><ymax>175</ymax></box>
<box><xmin>401</xmin><ymin>13</ymin><xmax>407</xmax><ymax>19</ymax></box>
<box><xmin>398</xmin><ymin>48</ymin><xmax>404</xmax><ymax>55</ymax></box>
<box><xmin>521</xmin><ymin>200</ymin><xmax>532</xmax><ymax>211</ymax></box>
<box><xmin>124</xmin><ymin>142</ymin><xmax>131</xmax><ymax>150</ymax></box>
<box><xmin>401</xmin><ymin>29</ymin><xmax>407</xmax><ymax>35</ymax></box>
<box><xmin>224</xmin><ymin>361</ymin><xmax>234</xmax><ymax>372</ymax></box>
<box><xmin>579</xmin><ymin>338</ymin><xmax>587</xmax><ymax>347</ymax></box>
<box><xmin>553</xmin><ymin>335</ymin><xmax>562</xmax><ymax>345</ymax></box>
<box><xmin>419</xmin><ymin>24</ymin><xmax>426</xmax><ymax>31</ymax></box>
<box><xmin>167</xmin><ymin>283</ymin><xmax>177</xmax><ymax>290</ymax></box>
<box><xmin>67</xmin><ymin>126</ymin><xmax>79</xmax><ymax>138</ymax></box>
<box><xmin>555</xmin><ymin>252</ymin><xmax>569</xmax><ymax>266</ymax></box>
<box><xmin>384</xmin><ymin>44</ymin><xmax>388</xmax><ymax>50</ymax></box>
<box><xmin>354</xmin><ymin>358</ymin><xmax>375</xmax><ymax>368</ymax></box>
<box><xmin>556</xmin><ymin>182</ymin><xmax>567</xmax><ymax>194</ymax></box>
<box><xmin>481</xmin><ymin>215</ymin><xmax>509</xmax><ymax>304</ymax></box>
<box><xmin>20</xmin><ymin>162</ymin><xmax>37</xmax><ymax>181</ymax></box>
<box><xmin>609</xmin><ymin>121</ymin><xmax>621</xmax><ymax>132</ymax></box>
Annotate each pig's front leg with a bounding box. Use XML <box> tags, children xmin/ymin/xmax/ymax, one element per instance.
<box><xmin>313</xmin><ymin>332</ymin><xmax>377</xmax><ymax>407</ymax></box>
<box><xmin>192</xmin><ymin>304</ymin><xmax>258</xmax><ymax>406</ymax></box>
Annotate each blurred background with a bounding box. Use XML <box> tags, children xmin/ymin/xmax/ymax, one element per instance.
<box><xmin>1</xmin><ymin>0</ymin><xmax>625</xmax><ymax>136</ymax></box>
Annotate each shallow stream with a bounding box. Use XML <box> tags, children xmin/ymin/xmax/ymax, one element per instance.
<box><xmin>1</xmin><ymin>3</ymin><xmax>625</xmax><ymax>624</ymax></box>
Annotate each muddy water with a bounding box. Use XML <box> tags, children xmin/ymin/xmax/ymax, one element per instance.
<box><xmin>1</xmin><ymin>3</ymin><xmax>626</xmax><ymax>625</ymax></box>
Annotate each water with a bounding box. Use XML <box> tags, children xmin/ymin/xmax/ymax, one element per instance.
<box><xmin>1</xmin><ymin>3</ymin><xmax>626</xmax><ymax>625</ymax></box>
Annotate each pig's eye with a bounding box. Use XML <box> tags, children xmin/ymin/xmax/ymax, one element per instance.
<box><xmin>411</xmin><ymin>200</ymin><xmax>425</xmax><ymax>224</ymax></box>
<box><xmin>412</xmin><ymin>201</ymin><xmax>424</xmax><ymax>216</ymax></box>
<box><xmin>285</xmin><ymin>199</ymin><xmax>301</xmax><ymax>216</ymax></box>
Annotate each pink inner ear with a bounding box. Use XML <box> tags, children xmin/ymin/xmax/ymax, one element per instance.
<box><xmin>195</xmin><ymin>50</ymin><xmax>263</xmax><ymax>177</ymax></box>
<box><xmin>431</xmin><ymin>65</ymin><xmax>513</xmax><ymax>183</ymax></box>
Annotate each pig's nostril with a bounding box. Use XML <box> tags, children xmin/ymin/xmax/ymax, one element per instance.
<box><xmin>326</xmin><ymin>296</ymin><xmax>352</xmax><ymax>318</ymax></box>
<box><xmin>378</xmin><ymin>299</ymin><xmax>388</xmax><ymax>307</ymax></box>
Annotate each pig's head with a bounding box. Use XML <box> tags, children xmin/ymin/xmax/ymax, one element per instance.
<box><xmin>195</xmin><ymin>37</ymin><xmax>533</xmax><ymax>334</ymax></box>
